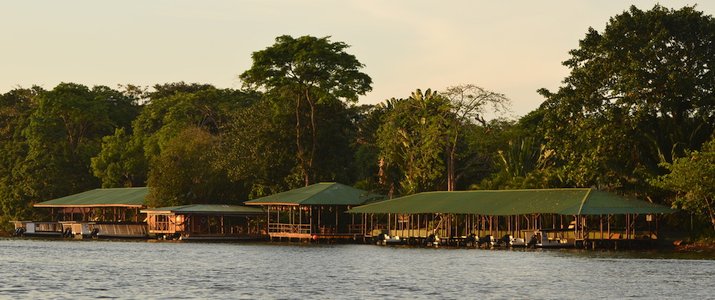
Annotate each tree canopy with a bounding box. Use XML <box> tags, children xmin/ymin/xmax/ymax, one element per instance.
<box><xmin>0</xmin><ymin>83</ymin><xmax>139</xmax><ymax>228</ymax></box>
<box><xmin>240</xmin><ymin>35</ymin><xmax>372</xmax><ymax>186</ymax></box>
<box><xmin>538</xmin><ymin>5</ymin><xmax>715</xmax><ymax>192</ymax></box>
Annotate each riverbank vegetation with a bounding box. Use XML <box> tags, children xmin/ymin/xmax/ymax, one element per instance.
<box><xmin>0</xmin><ymin>5</ymin><xmax>713</xmax><ymax>237</ymax></box>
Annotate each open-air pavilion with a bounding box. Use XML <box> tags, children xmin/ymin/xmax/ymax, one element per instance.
<box><xmin>34</xmin><ymin>187</ymin><xmax>148</xmax><ymax>222</ymax></box>
<box><xmin>348</xmin><ymin>188</ymin><xmax>674</xmax><ymax>248</ymax></box>
<box><xmin>245</xmin><ymin>182</ymin><xmax>383</xmax><ymax>241</ymax></box>
<box><xmin>14</xmin><ymin>187</ymin><xmax>150</xmax><ymax>238</ymax></box>
<box><xmin>141</xmin><ymin>204</ymin><xmax>265</xmax><ymax>240</ymax></box>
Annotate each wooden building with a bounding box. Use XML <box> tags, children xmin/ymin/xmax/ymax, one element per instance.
<box><xmin>13</xmin><ymin>187</ymin><xmax>149</xmax><ymax>238</ymax></box>
<box><xmin>245</xmin><ymin>182</ymin><xmax>383</xmax><ymax>241</ymax></box>
<box><xmin>142</xmin><ymin>204</ymin><xmax>265</xmax><ymax>240</ymax></box>
<box><xmin>349</xmin><ymin>189</ymin><xmax>674</xmax><ymax>249</ymax></box>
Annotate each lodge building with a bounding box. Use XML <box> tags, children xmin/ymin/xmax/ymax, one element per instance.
<box><xmin>12</xmin><ymin>182</ymin><xmax>674</xmax><ymax>249</ymax></box>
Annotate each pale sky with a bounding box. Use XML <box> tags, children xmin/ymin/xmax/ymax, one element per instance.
<box><xmin>1</xmin><ymin>1</ymin><xmax>713</xmax><ymax>117</ymax></box>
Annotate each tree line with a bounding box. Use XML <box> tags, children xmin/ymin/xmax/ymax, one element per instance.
<box><xmin>0</xmin><ymin>5</ymin><xmax>713</xmax><ymax>232</ymax></box>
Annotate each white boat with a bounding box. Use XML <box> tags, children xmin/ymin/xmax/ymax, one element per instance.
<box><xmin>385</xmin><ymin>236</ymin><xmax>403</xmax><ymax>245</ymax></box>
<box><xmin>511</xmin><ymin>237</ymin><xmax>526</xmax><ymax>247</ymax></box>
<box><xmin>525</xmin><ymin>230</ymin><xmax>573</xmax><ymax>248</ymax></box>
<box><xmin>11</xmin><ymin>221</ymin><xmax>63</xmax><ymax>237</ymax></box>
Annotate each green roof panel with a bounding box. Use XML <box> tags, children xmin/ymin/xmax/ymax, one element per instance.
<box><xmin>572</xmin><ymin>190</ymin><xmax>675</xmax><ymax>215</ymax></box>
<box><xmin>245</xmin><ymin>182</ymin><xmax>383</xmax><ymax>206</ymax></box>
<box><xmin>34</xmin><ymin>187</ymin><xmax>149</xmax><ymax>208</ymax></box>
<box><xmin>348</xmin><ymin>189</ymin><xmax>674</xmax><ymax>216</ymax></box>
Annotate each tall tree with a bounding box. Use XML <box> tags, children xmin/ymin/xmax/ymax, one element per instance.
<box><xmin>538</xmin><ymin>5</ymin><xmax>715</xmax><ymax>193</ymax></box>
<box><xmin>240</xmin><ymin>35</ymin><xmax>372</xmax><ymax>186</ymax></box>
<box><xmin>377</xmin><ymin>89</ymin><xmax>451</xmax><ymax>195</ymax></box>
<box><xmin>441</xmin><ymin>84</ymin><xmax>510</xmax><ymax>190</ymax></box>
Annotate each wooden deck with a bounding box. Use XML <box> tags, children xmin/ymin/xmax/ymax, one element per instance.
<box><xmin>179</xmin><ymin>234</ymin><xmax>266</xmax><ymax>241</ymax></box>
<box><xmin>267</xmin><ymin>232</ymin><xmax>360</xmax><ymax>241</ymax></box>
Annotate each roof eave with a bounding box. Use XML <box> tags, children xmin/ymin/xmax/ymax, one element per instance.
<box><xmin>35</xmin><ymin>204</ymin><xmax>145</xmax><ymax>208</ymax></box>
<box><xmin>244</xmin><ymin>202</ymin><xmax>300</xmax><ymax>206</ymax></box>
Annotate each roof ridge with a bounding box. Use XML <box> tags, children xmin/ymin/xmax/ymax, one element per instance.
<box><xmin>576</xmin><ymin>188</ymin><xmax>592</xmax><ymax>215</ymax></box>
<box><xmin>415</xmin><ymin>188</ymin><xmax>593</xmax><ymax>194</ymax></box>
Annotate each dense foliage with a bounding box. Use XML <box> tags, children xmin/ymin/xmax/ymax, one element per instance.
<box><xmin>538</xmin><ymin>5</ymin><xmax>715</xmax><ymax>193</ymax></box>
<box><xmin>0</xmin><ymin>84</ymin><xmax>139</xmax><ymax>227</ymax></box>
<box><xmin>1</xmin><ymin>5</ymin><xmax>714</xmax><ymax>236</ymax></box>
<box><xmin>653</xmin><ymin>136</ymin><xmax>715</xmax><ymax>231</ymax></box>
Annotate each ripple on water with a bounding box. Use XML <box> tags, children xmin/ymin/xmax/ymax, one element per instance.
<box><xmin>0</xmin><ymin>239</ymin><xmax>714</xmax><ymax>299</ymax></box>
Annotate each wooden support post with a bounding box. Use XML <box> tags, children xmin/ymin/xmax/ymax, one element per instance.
<box><xmin>309</xmin><ymin>206</ymin><xmax>313</xmax><ymax>235</ymax></box>
<box><xmin>298</xmin><ymin>206</ymin><xmax>302</xmax><ymax>233</ymax></box>
<box><xmin>387</xmin><ymin>213</ymin><xmax>391</xmax><ymax>236</ymax></box>
<box><xmin>266</xmin><ymin>206</ymin><xmax>270</xmax><ymax>236</ymax></box>
<box><xmin>360</xmin><ymin>213</ymin><xmax>364</xmax><ymax>236</ymax></box>
<box><xmin>410</xmin><ymin>214</ymin><xmax>413</xmax><ymax>239</ymax></box>
<box><xmin>317</xmin><ymin>206</ymin><xmax>322</xmax><ymax>235</ymax></box>
<box><xmin>417</xmin><ymin>214</ymin><xmax>420</xmax><ymax>238</ymax></box>
<box><xmin>488</xmin><ymin>215</ymin><xmax>492</xmax><ymax>236</ymax></box>
<box><xmin>507</xmin><ymin>215</ymin><xmax>511</xmax><ymax>237</ymax></box>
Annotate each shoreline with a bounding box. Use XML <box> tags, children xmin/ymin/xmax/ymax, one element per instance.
<box><xmin>674</xmin><ymin>241</ymin><xmax>715</xmax><ymax>253</ymax></box>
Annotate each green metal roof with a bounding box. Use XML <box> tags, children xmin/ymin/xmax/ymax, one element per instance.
<box><xmin>34</xmin><ymin>187</ymin><xmax>148</xmax><ymax>208</ymax></box>
<box><xmin>245</xmin><ymin>182</ymin><xmax>383</xmax><ymax>206</ymax></box>
<box><xmin>348</xmin><ymin>189</ymin><xmax>674</xmax><ymax>216</ymax></box>
<box><xmin>141</xmin><ymin>204</ymin><xmax>264</xmax><ymax>215</ymax></box>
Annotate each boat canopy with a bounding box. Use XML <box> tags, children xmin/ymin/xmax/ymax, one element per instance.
<box><xmin>245</xmin><ymin>182</ymin><xmax>383</xmax><ymax>206</ymax></box>
<box><xmin>348</xmin><ymin>189</ymin><xmax>674</xmax><ymax>216</ymax></box>
<box><xmin>34</xmin><ymin>187</ymin><xmax>148</xmax><ymax>208</ymax></box>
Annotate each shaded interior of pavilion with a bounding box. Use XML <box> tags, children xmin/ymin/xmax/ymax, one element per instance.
<box><xmin>14</xmin><ymin>187</ymin><xmax>150</xmax><ymax>237</ymax></box>
<box><xmin>349</xmin><ymin>189</ymin><xmax>674</xmax><ymax>247</ymax></box>
<box><xmin>142</xmin><ymin>204</ymin><xmax>265</xmax><ymax>240</ymax></box>
<box><xmin>245</xmin><ymin>182</ymin><xmax>384</xmax><ymax>240</ymax></box>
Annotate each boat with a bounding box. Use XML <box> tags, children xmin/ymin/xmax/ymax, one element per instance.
<box><xmin>11</xmin><ymin>221</ymin><xmax>64</xmax><ymax>237</ymax></box>
<box><xmin>525</xmin><ymin>229</ymin><xmax>573</xmax><ymax>248</ymax></box>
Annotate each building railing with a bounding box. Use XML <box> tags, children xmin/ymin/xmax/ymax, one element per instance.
<box><xmin>268</xmin><ymin>223</ymin><xmax>311</xmax><ymax>234</ymax></box>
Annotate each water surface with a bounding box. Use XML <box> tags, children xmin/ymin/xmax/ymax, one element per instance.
<box><xmin>1</xmin><ymin>239</ymin><xmax>713</xmax><ymax>299</ymax></box>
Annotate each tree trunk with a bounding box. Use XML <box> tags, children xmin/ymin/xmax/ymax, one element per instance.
<box><xmin>447</xmin><ymin>128</ymin><xmax>459</xmax><ymax>191</ymax></box>
<box><xmin>706</xmin><ymin>198</ymin><xmax>715</xmax><ymax>232</ymax></box>
<box><xmin>294</xmin><ymin>95</ymin><xmax>309</xmax><ymax>187</ymax></box>
<box><xmin>305</xmin><ymin>88</ymin><xmax>317</xmax><ymax>186</ymax></box>
<box><xmin>448</xmin><ymin>149</ymin><xmax>455</xmax><ymax>191</ymax></box>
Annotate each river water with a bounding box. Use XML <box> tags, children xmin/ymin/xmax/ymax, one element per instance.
<box><xmin>0</xmin><ymin>239</ymin><xmax>713</xmax><ymax>299</ymax></box>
